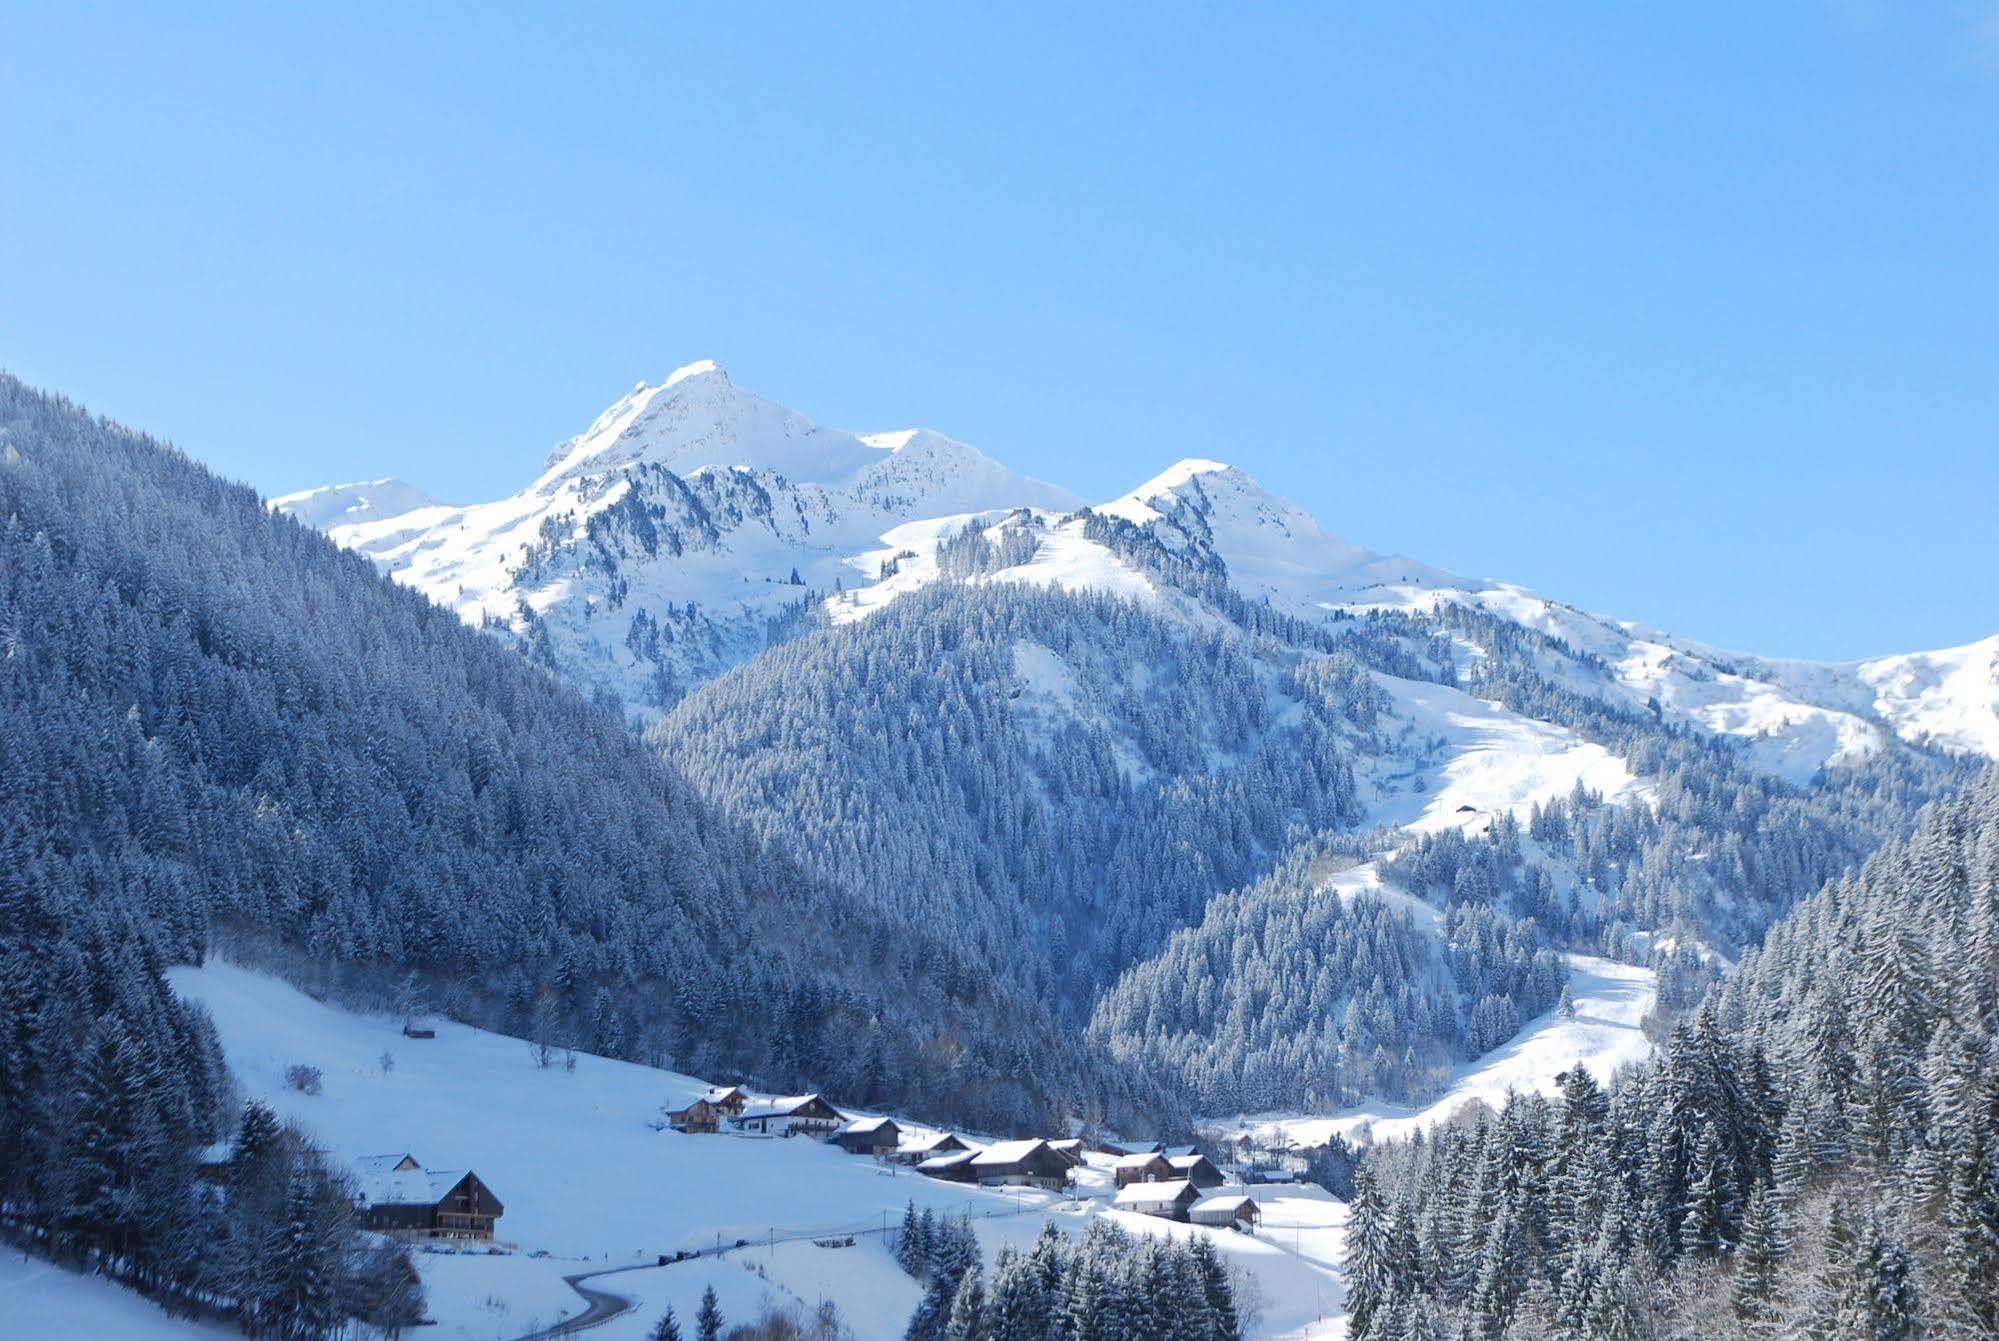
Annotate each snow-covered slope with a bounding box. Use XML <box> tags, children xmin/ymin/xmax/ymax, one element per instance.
<box><xmin>0</xmin><ymin>1254</ymin><xmax>234</xmax><ymax>1341</ymax></box>
<box><xmin>172</xmin><ymin>959</ymin><xmax>1349</xmax><ymax>1341</ymax></box>
<box><xmin>270</xmin><ymin>476</ymin><xmax>446</xmax><ymax>530</ymax></box>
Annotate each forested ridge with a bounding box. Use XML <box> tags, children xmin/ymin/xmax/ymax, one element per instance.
<box><xmin>0</xmin><ymin>375</ymin><xmax>1181</xmax><ymax>1334</ymax></box>
<box><xmin>1344</xmin><ymin>768</ymin><xmax>1999</xmax><ymax>1339</ymax></box>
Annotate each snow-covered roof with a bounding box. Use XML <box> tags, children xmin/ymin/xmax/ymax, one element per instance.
<box><xmin>733</xmin><ymin>1094</ymin><xmax>828</xmax><ymax>1121</ymax></box>
<box><xmin>1100</xmin><ymin>1140</ymin><xmax>1162</xmax><ymax>1157</ymax></box>
<box><xmin>901</xmin><ymin>1131</ymin><xmax>961</xmax><ymax>1152</ymax></box>
<box><xmin>971</xmin><ymin>1139</ymin><xmax>1048</xmax><ymax>1166</ymax></box>
<box><xmin>1114</xmin><ymin>1152</ymin><xmax>1168</xmax><ymax>1169</ymax></box>
<box><xmin>1168</xmin><ymin>1154</ymin><xmax>1212</xmax><ymax>1170</ymax></box>
<box><xmin>1190</xmin><ymin>1194</ymin><xmax>1256</xmax><ymax>1218</ymax></box>
<box><xmin>1115</xmin><ymin>1178</ymin><xmax>1197</xmax><ymax>1207</ymax></box>
<box><xmin>352</xmin><ymin>1154</ymin><xmax>470</xmax><ymax>1208</ymax></box>
<box><xmin>1163</xmin><ymin>1145</ymin><xmax>1198</xmax><ymax>1159</ymax></box>
<box><xmin>917</xmin><ymin>1151</ymin><xmax>979</xmax><ymax>1171</ymax></box>
<box><xmin>839</xmin><ymin>1116</ymin><xmax>895</xmax><ymax>1135</ymax></box>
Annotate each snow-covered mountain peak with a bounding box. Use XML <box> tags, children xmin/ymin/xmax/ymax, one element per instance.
<box><xmin>663</xmin><ymin>357</ymin><xmax>729</xmax><ymax>388</ymax></box>
<box><xmin>535</xmin><ymin>359</ymin><xmax>877</xmax><ymax>489</ymax></box>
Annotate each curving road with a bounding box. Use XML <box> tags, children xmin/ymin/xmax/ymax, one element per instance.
<box><xmin>511</xmin><ymin>1267</ymin><xmax>642</xmax><ymax>1339</ymax></box>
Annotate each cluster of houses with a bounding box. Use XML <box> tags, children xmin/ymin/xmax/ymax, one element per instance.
<box><xmin>663</xmin><ymin>1087</ymin><xmax>1266</xmax><ymax>1231</ymax></box>
<box><xmin>230</xmin><ymin>1089</ymin><xmax>1274</xmax><ymax>1252</ymax></box>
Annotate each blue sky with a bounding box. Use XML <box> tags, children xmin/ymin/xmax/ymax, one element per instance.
<box><xmin>3</xmin><ymin>3</ymin><xmax>1995</xmax><ymax>660</ymax></box>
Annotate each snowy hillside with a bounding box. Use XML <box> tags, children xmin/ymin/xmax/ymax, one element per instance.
<box><xmin>171</xmin><ymin>960</ymin><xmax>1350</xmax><ymax>1341</ymax></box>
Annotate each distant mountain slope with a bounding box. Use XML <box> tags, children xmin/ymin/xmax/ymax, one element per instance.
<box><xmin>0</xmin><ymin>373</ymin><xmax>1174</xmax><ymax>1137</ymax></box>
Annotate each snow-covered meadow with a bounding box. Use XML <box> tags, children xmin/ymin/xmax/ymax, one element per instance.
<box><xmin>167</xmin><ymin>961</ymin><xmax>1351</xmax><ymax>1341</ymax></box>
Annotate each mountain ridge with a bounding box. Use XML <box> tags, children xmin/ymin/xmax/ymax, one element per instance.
<box><xmin>277</xmin><ymin>362</ymin><xmax>1999</xmax><ymax>766</ymax></box>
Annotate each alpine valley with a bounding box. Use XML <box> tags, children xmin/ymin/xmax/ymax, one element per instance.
<box><xmin>5</xmin><ymin>363</ymin><xmax>1996</xmax><ymax>1341</ymax></box>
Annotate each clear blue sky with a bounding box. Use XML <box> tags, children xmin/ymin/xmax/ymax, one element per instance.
<box><xmin>4</xmin><ymin>4</ymin><xmax>1995</xmax><ymax>660</ymax></box>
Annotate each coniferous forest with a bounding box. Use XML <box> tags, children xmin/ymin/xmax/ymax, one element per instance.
<box><xmin>1343</xmin><ymin>769</ymin><xmax>1999</xmax><ymax>1339</ymax></box>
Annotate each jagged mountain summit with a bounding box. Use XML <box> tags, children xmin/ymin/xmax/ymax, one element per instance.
<box><xmin>277</xmin><ymin>360</ymin><xmax>1079</xmax><ymax>710</ymax></box>
<box><xmin>280</xmin><ymin>361</ymin><xmax>1999</xmax><ymax>766</ymax></box>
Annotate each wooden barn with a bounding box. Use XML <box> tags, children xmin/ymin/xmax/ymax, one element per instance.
<box><xmin>1046</xmin><ymin>1139</ymin><xmax>1086</xmax><ymax>1167</ymax></box>
<box><xmin>1113</xmin><ymin>1152</ymin><xmax>1174</xmax><ymax>1188</ymax></box>
<box><xmin>352</xmin><ymin>1154</ymin><xmax>504</xmax><ymax>1241</ymax></box>
<box><xmin>971</xmin><ymin>1139</ymin><xmax>1072</xmax><ymax>1191</ymax></box>
<box><xmin>830</xmin><ymin>1116</ymin><xmax>901</xmax><ymax>1155</ymax></box>
<box><xmin>895</xmin><ymin>1131</ymin><xmax>970</xmax><ymax>1165</ymax></box>
<box><xmin>1168</xmin><ymin>1153</ymin><xmax>1226</xmax><ymax>1189</ymax></box>
<box><xmin>1188</xmin><ymin>1194</ymin><xmax>1261</xmax><ymax>1230</ymax></box>
<box><xmin>728</xmin><ymin>1094</ymin><xmax>844</xmax><ymax>1138</ymax></box>
<box><xmin>916</xmin><ymin>1150</ymin><xmax>980</xmax><ymax>1183</ymax></box>
<box><xmin>665</xmin><ymin>1085</ymin><xmax>749</xmax><ymax>1134</ymax></box>
<box><xmin>1114</xmin><ymin>1178</ymin><xmax>1200</xmax><ymax>1221</ymax></box>
<box><xmin>1095</xmin><ymin>1139</ymin><xmax>1163</xmax><ymax>1158</ymax></box>
<box><xmin>919</xmin><ymin>1151</ymin><xmax>983</xmax><ymax>1183</ymax></box>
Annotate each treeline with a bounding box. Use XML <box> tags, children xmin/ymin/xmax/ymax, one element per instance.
<box><xmin>896</xmin><ymin>1212</ymin><xmax>1243</xmax><ymax>1341</ymax></box>
<box><xmin>1345</xmin><ymin>767</ymin><xmax>1999</xmax><ymax>1338</ymax></box>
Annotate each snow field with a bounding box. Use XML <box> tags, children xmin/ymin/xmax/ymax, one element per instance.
<box><xmin>169</xmin><ymin>961</ymin><xmax>1348</xmax><ymax>1340</ymax></box>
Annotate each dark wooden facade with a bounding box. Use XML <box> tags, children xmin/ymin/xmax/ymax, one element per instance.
<box><xmin>830</xmin><ymin>1118</ymin><xmax>900</xmax><ymax>1155</ymax></box>
<box><xmin>359</xmin><ymin>1170</ymin><xmax>505</xmax><ymax>1241</ymax></box>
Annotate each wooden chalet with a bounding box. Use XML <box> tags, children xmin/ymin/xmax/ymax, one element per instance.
<box><xmin>894</xmin><ymin>1131</ymin><xmax>970</xmax><ymax>1165</ymax></box>
<box><xmin>196</xmin><ymin>1139</ymin><xmax>235</xmax><ymax>1183</ymax></box>
<box><xmin>352</xmin><ymin>1154</ymin><xmax>503</xmax><ymax>1241</ymax></box>
<box><xmin>1046</xmin><ymin>1138</ymin><xmax>1086</xmax><ymax>1167</ymax></box>
<box><xmin>665</xmin><ymin>1085</ymin><xmax>748</xmax><ymax>1134</ymax></box>
<box><xmin>1168</xmin><ymin>1154</ymin><xmax>1226</xmax><ymax>1189</ymax></box>
<box><xmin>916</xmin><ymin>1149</ymin><xmax>980</xmax><ymax>1183</ymax></box>
<box><xmin>1114</xmin><ymin>1178</ymin><xmax>1201</xmax><ymax>1221</ymax></box>
<box><xmin>1113</xmin><ymin>1152</ymin><xmax>1175</xmax><ymax>1187</ymax></box>
<box><xmin>1188</xmin><ymin>1193</ymin><xmax>1261</xmax><ymax>1230</ymax></box>
<box><xmin>971</xmin><ymin>1139</ymin><xmax>1072</xmax><ymax>1191</ymax></box>
<box><xmin>728</xmin><ymin>1093</ymin><xmax>843</xmax><ymax>1138</ymax></box>
<box><xmin>830</xmin><ymin>1116</ymin><xmax>901</xmax><ymax>1156</ymax></box>
<box><xmin>1095</xmin><ymin>1139</ymin><xmax>1163</xmax><ymax>1158</ymax></box>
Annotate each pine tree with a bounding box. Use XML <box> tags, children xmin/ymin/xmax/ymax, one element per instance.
<box><xmin>650</xmin><ymin>1305</ymin><xmax>683</xmax><ymax>1341</ymax></box>
<box><xmin>942</xmin><ymin>1264</ymin><xmax>984</xmax><ymax>1341</ymax></box>
<box><xmin>1345</xmin><ymin>1165</ymin><xmax>1395</xmax><ymax>1339</ymax></box>
<box><xmin>1679</xmin><ymin>1121</ymin><xmax>1734</xmax><ymax>1258</ymax></box>
<box><xmin>696</xmin><ymin>1285</ymin><xmax>723</xmax><ymax>1341</ymax></box>
<box><xmin>1731</xmin><ymin>1180</ymin><xmax>1785</xmax><ymax>1330</ymax></box>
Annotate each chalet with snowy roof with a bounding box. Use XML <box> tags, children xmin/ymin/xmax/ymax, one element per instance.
<box><xmin>916</xmin><ymin>1149</ymin><xmax>980</xmax><ymax>1182</ymax></box>
<box><xmin>895</xmin><ymin>1131</ymin><xmax>970</xmax><ymax>1164</ymax></box>
<box><xmin>1113</xmin><ymin>1152</ymin><xmax>1175</xmax><ymax>1188</ymax></box>
<box><xmin>352</xmin><ymin>1154</ymin><xmax>503</xmax><ymax>1241</ymax></box>
<box><xmin>1168</xmin><ymin>1153</ymin><xmax>1225</xmax><ymax>1189</ymax></box>
<box><xmin>196</xmin><ymin>1139</ymin><xmax>235</xmax><ymax>1183</ymax></box>
<box><xmin>1114</xmin><ymin>1178</ymin><xmax>1201</xmax><ymax>1221</ymax></box>
<box><xmin>728</xmin><ymin>1094</ymin><xmax>843</xmax><ymax>1138</ymax></box>
<box><xmin>1188</xmin><ymin>1193</ymin><xmax>1260</xmax><ymax>1230</ymax></box>
<box><xmin>830</xmin><ymin>1116</ymin><xmax>901</xmax><ymax>1155</ymax></box>
<box><xmin>1095</xmin><ymin>1139</ymin><xmax>1164</xmax><ymax>1158</ymax></box>
<box><xmin>664</xmin><ymin>1085</ymin><xmax>749</xmax><ymax>1134</ymax></box>
<box><xmin>971</xmin><ymin>1139</ymin><xmax>1072</xmax><ymax>1191</ymax></box>
<box><xmin>1047</xmin><ymin>1138</ymin><xmax>1085</xmax><ymax>1166</ymax></box>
